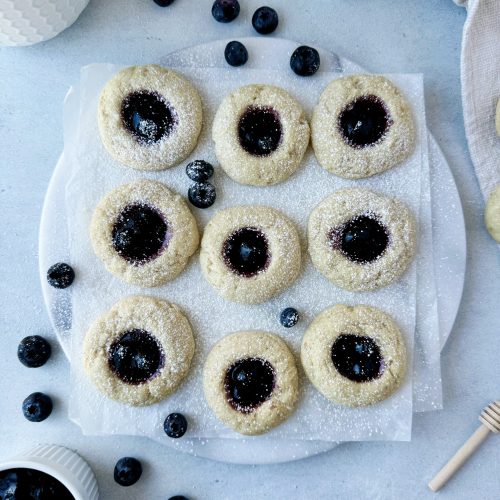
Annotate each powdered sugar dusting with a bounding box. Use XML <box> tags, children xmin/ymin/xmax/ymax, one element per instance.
<box><xmin>67</xmin><ymin>63</ymin><xmax>428</xmax><ymax>443</ymax></box>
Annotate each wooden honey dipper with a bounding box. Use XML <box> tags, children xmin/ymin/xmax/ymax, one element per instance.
<box><xmin>428</xmin><ymin>400</ymin><xmax>500</xmax><ymax>492</ymax></box>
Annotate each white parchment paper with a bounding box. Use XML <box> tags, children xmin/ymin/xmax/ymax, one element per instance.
<box><xmin>68</xmin><ymin>64</ymin><xmax>429</xmax><ymax>442</ymax></box>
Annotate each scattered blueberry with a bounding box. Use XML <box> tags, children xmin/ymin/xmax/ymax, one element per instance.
<box><xmin>188</xmin><ymin>182</ymin><xmax>216</xmax><ymax>209</ymax></box>
<box><xmin>280</xmin><ymin>307</ymin><xmax>299</xmax><ymax>328</ymax></box>
<box><xmin>169</xmin><ymin>496</ymin><xmax>188</xmax><ymax>500</ymax></box>
<box><xmin>212</xmin><ymin>0</ymin><xmax>240</xmax><ymax>23</ymax></box>
<box><xmin>252</xmin><ymin>6</ymin><xmax>278</xmax><ymax>35</ymax></box>
<box><xmin>17</xmin><ymin>335</ymin><xmax>52</xmax><ymax>368</ymax></box>
<box><xmin>46</xmin><ymin>262</ymin><xmax>75</xmax><ymax>289</ymax></box>
<box><xmin>153</xmin><ymin>0</ymin><xmax>175</xmax><ymax>6</ymax></box>
<box><xmin>224</xmin><ymin>40</ymin><xmax>248</xmax><ymax>67</ymax></box>
<box><xmin>164</xmin><ymin>412</ymin><xmax>188</xmax><ymax>438</ymax></box>
<box><xmin>114</xmin><ymin>457</ymin><xmax>142</xmax><ymax>487</ymax></box>
<box><xmin>290</xmin><ymin>45</ymin><xmax>320</xmax><ymax>77</ymax></box>
<box><xmin>186</xmin><ymin>160</ymin><xmax>214</xmax><ymax>182</ymax></box>
<box><xmin>22</xmin><ymin>392</ymin><xmax>53</xmax><ymax>422</ymax></box>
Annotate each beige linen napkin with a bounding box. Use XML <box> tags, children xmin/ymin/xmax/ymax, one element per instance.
<box><xmin>457</xmin><ymin>0</ymin><xmax>500</xmax><ymax>200</ymax></box>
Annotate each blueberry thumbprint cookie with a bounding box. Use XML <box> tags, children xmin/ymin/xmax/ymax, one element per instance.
<box><xmin>200</xmin><ymin>205</ymin><xmax>301</xmax><ymax>303</ymax></box>
<box><xmin>83</xmin><ymin>296</ymin><xmax>195</xmax><ymax>406</ymax></box>
<box><xmin>98</xmin><ymin>65</ymin><xmax>202</xmax><ymax>171</ymax></box>
<box><xmin>90</xmin><ymin>180</ymin><xmax>199</xmax><ymax>287</ymax></box>
<box><xmin>212</xmin><ymin>84</ymin><xmax>310</xmax><ymax>186</ymax></box>
<box><xmin>301</xmin><ymin>304</ymin><xmax>406</xmax><ymax>407</ymax></box>
<box><xmin>203</xmin><ymin>331</ymin><xmax>298</xmax><ymax>435</ymax></box>
<box><xmin>311</xmin><ymin>75</ymin><xmax>415</xmax><ymax>179</ymax></box>
<box><xmin>308</xmin><ymin>188</ymin><xmax>416</xmax><ymax>291</ymax></box>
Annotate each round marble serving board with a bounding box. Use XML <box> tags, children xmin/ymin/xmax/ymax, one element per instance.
<box><xmin>38</xmin><ymin>37</ymin><xmax>466</xmax><ymax>464</ymax></box>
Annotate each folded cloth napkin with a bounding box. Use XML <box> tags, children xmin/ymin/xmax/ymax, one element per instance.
<box><xmin>456</xmin><ymin>0</ymin><xmax>500</xmax><ymax>200</ymax></box>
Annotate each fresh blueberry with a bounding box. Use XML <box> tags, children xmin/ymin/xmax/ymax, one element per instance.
<box><xmin>164</xmin><ymin>412</ymin><xmax>188</xmax><ymax>438</ymax></box>
<box><xmin>169</xmin><ymin>496</ymin><xmax>188</xmax><ymax>500</ymax></box>
<box><xmin>153</xmin><ymin>0</ymin><xmax>175</xmax><ymax>6</ymax></box>
<box><xmin>0</xmin><ymin>470</ymin><xmax>18</xmax><ymax>498</ymax></box>
<box><xmin>114</xmin><ymin>457</ymin><xmax>142</xmax><ymax>487</ymax></box>
<box><xmin>290</xmin><ymin>46</ymin><xmax>320</xmax><ymax>77</ymax></box>
<box><xmin>280</xmin><ymin>307</ymin><xmax>299</xmax><ymax>328</ymax></box>
<box><xmin>188</xmin><ymin>182</ymin><xmax>216</xmax><ymax>209</ymax></box>
<box><xmin>252</xmin><ymin>6</ymin><xmax>278</xmax><ymax>35</ymax></box>
<box><xmin>47</xmin><ymin>263</ymin><xmax>75</xmax><ymax>289</ymax></box>
<box><xmin>0</xmin><ymin>469</ymin><xmax>74</xmax><ymax>499</ymax></box>
<box><xmin>17</xmin><ymin>335</ymin><xmax>52</xmax><ymax>368</ymax></box>
<box><xmin>224</xmin><ymin>41</ymin><xmax>248</xmax><ymax>67</ymax></box>
<box><xmin>22</xmin><ymin>392</ymin><xmax>53</xmax><ymax>422</ymax></box>
<box><xmin>211</xmin><ymin>0</ymin><xmax>240</xmax><ymax>23</ymax></box>
<box><xmin>186</xmin><ymin>160</ymin><xmax>214</xmax><ymax>182</ymax></box>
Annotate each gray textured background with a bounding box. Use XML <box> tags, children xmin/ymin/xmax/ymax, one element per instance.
<box><xmin>1</xmin><ymin>0</ymin><xmax>499</xmax><ymax>498</ymax></box>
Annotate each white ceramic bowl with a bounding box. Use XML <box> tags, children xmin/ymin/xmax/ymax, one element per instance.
<box><xmin>0</xmin><ymin>444</ymin><xmax>99</xmax><ymax>500</ymax></box>
<box><xmin>0</xmin><ymin>0</ymin><xmax>89</xmax><ymax>46</ymax></box>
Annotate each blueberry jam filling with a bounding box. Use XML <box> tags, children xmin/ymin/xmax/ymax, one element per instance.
<box><xmin>338</xmin><ymin>95</ymin><xmax>392</xmax><ymax>148</ymax></box>
<box><xmin>121</xmin><ymin>90</ymin><xmax>177</xmax><ymax>144</ymax></box>
<box><xmin>225</xmin><ymin>358</ymin><xmax>276</xmax><ymax>413</ymax></box>
<box><xmin>329</xmin><ymin>214</ymin><xmax>389</xmax><ymax>264</ymax></box>
<box><xmin>238</xmin><ymin>106</ymin><xmax>282</xmax><ymax>156</ymax></box>
<box><xmin>222</xmin><ymin>227</ymin><xmax>270</xmax><ymax>277</ymax></box>
<box><xmin>331</xmin><ymin>334</ymin><xmax>384</xmax><ymax>383</ymax></box>
<box><xmin>108</xmin><ymin>329</ymin><xmax>164</xmax><ymax>385</ymax></box>
<box><xmin>112</xmin><ymin>203</ymin><xmax>168</xmax><ymax>265</ymax></box>
<box><xmin>0</xmin><ymin>468</ymin><xmax>74</xmax><ymax>500</ymax></box>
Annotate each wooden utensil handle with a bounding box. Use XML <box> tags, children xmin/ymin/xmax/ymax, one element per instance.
<box><xmin>428</xmin><ymin>424</ymin><xmax>490</xmax><ymax>492</ymax></box>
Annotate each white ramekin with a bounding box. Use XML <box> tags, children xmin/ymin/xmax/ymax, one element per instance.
<box><xmin>0</xmin><ymin>0</ymin><xmax>89</xmax><ymax>47</ymax></box>
<box><xmin>0</xmin><ymin>444</ymin><xmax>99</xmax><ymax>500</ymax></box>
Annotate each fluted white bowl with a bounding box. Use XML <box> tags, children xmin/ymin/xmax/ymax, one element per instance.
<box><xmin>0</xmin><ymin>444</ymin><xmax>99</xmax><ymax>500</ymax></box>
<box><xmin>0</xmin><ymin>0</ymin><xmax>89</xmax><ymax>46</ymax></box>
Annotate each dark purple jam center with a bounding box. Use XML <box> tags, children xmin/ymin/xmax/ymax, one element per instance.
<box><xmin>329</xmin><ymin>214</ymin><xmax>389</xmax><ymax>264</ymax></box>
<box><xmin>108</xmin><ymin>329</ymin><xmax>164</xmax><ymax>385</ymax></box>
<box><xmin>225</xmin><ymin>358</ymin><xmax>276</xmax><ymax>413</ymax></box>
<box><xmin>331</xmin><ymin>334</ymin><xmax>383</xmax><ymax>383</ymax></box>
<box><xmin>222</xmin><ymin>227</ymin><xmax>270</xmax><ymax>277</ymax></box>
<box><xmin>338</xmin><ymin>95</ymin><xmax>391</xmax><ymax>148</ymax></box>
<box><xmin>0</xmin><ymin>468</ymin><xmax>74</xmax><ymax>500</ymax></box>
<box><xmin>238</xmin><ymin>106</ymin><xmax>282</xmax><ymax>156</ymax></box>
<box><xmin>112</xmin><ymin>203</ymin><xmax>168</xmax><ymax>265</ymax></box>
<box><xmin>121</xmin><ymin>90</ymin><xmax>177</xmax><ymax>144</ymax></box>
